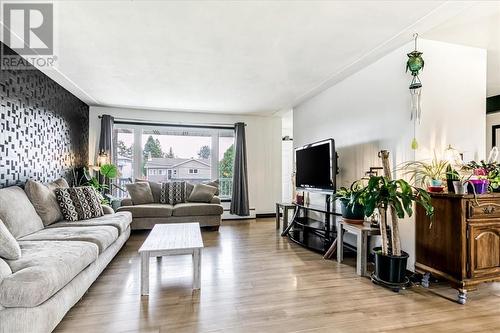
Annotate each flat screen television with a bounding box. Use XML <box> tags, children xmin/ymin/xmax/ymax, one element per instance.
<box><xmin>295</xmin><ymin>139</ymin><xmax>336</xmax><ymax>192</ymax></box>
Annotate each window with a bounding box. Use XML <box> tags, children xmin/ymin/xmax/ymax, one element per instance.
<box><xmin>113</xmin><ymin>124</ymin><xmax>235</xmax><ymax>199</ymax></box>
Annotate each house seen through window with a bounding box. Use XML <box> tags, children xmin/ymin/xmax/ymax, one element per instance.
<box><xmin>113</xmin><ymin>125</ymin><xmax>234</xmax><ymax>199</ymax></box>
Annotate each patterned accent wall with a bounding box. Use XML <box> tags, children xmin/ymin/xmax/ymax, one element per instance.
<box><xmin>0</xmin><ymin>43</ymin><xmax>89</xmax><ymax>188</ymax></box>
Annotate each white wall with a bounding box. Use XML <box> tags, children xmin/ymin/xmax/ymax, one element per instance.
<box><xmin>294</xmin><ymin>39</ymin><xmax>486</xmax><ymax>269</ymax></box>
<box><xmin>89</xmin><ymin>106</ymin><xmax>282</xmax><ymax>214</ymax></box>
<box><xmin>282</xmin><ymin>110</ymin><xmax>294</xmax><ymax>202</ymax></box>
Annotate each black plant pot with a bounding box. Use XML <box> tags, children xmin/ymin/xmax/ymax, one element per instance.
<box><xmin>373</xmin><ymin>247</ymin><xmax>409</xmax><ymax>284</ymax></box>
<box><xmin>340</xmin><ymin>200</ymin><xmax>365</xmax><ymax>220</ymax></box>
<box><xmin>446</xmin><ymin>179</ymin><xmax>455</xmax><ymax>193</ymax></box>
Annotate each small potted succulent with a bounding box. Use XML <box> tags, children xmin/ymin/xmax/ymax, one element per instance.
<box><xmin>334</xmin><ymin>180</ymin><xmax>366</xmax><ymax>222</ymax></box>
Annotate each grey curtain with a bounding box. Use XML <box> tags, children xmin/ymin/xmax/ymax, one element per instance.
<box><xmin>98</xmin><ymin>115</ymin><xmax>114</xmax><ymax>164</ymax></box>
<box><xmin>98</xmin><ymin>115</ymin><xmax>114</xmax><ymax>193</ymax></box>
<box><xmin>230</xmin><ymin>122</ymin><xmax>250</xmax><ymax>216</ymax></box>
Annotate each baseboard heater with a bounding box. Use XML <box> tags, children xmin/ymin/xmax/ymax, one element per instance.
<box><xmin>222</xmin><ymin>208</ymin><xmax>256</xmax><ymax>220</ymax></box>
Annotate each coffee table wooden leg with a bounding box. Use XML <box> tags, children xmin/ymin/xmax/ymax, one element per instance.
<box><xmin>193</xmin><ymin>249</ymin><xmax>201</xmax><ymax>290</ymax></box>
<box><xmin>141</xmin><ymin>252</ymin><xmax>150</xmax><ymax>296</ymax></box>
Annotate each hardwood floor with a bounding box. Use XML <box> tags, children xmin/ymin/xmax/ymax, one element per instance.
<box><xmin>55</xmin><ymin>218</ymin><xmax>500</xmax><ymax>333</ymax></box>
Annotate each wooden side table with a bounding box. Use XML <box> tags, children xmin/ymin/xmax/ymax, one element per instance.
<box><xmin>275</xmin><ymin>203</ymin><xmax>295</xmax><ymax>231</ymax></box>
<box><xmin>337</xmin><ymin>220</ymin><xmax>380</xmax><ymax>276</ymax></box>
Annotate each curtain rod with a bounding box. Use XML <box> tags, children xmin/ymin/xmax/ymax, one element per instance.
<box><xmin>98</xmin><ymin>115</ymin><xmax>247</xmax><ymax>130</ymax></box>
<box><xmin>99</xmin><ymin>116</ymin><xmax>244</xmax><ymax>130</ymax></box>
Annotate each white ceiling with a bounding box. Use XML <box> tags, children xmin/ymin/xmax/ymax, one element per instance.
<box><xmin>1</xmin><ymin>1</ymin><xmax>487</xmax><ymax>114</ymax></box>
<box><xmin>424</xmin><ymin>1</ymin><xmax>500</xmax><ymax>97</ymax></box>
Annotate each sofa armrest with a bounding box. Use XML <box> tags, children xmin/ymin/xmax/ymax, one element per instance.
<box><xmin>101</xmin><ymin>205</ymin><xmax>115</xmax><ymax>214</ymax></box>
<box><xmin>121</xmin><ymin>198</ymin><xmax>133</xmax><ymax>206</ymax></box>
<box><xmin>210</xmin><ymin>196</ymin><xmax>221</xmax><ymax>204</ymax></box>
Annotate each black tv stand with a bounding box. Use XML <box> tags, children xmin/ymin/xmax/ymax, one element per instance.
<box><xmin>281</xmin><ymin>194</ymin><xmax>338</xmax><ymax>253</ymax></box>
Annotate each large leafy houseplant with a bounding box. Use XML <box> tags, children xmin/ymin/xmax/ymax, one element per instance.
<box><xmin>363</xmin><ymin>176</ymin><xmax>434</xmax><ymax>255</ymax></box>
<box><xmin>361</xmin><ymin>176</ymin><xmax>433</xmax><ymax>284</ymax></box>
<box><xmin>86</xmin><ymin>164</ymin><xmax>120</xmax><ymax>203</ymax></box>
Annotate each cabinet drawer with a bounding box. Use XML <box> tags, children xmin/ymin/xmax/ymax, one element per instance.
<box><xmin>467</xmin><ymin>201</ymin><xmax>500</xmax><ymax>219</ymax></box>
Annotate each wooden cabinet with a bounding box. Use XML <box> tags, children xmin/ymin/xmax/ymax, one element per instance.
<box><xmin>416</xmin><ymin>193</ymin><xmax>500</xmax><ymax>304</ymax></box>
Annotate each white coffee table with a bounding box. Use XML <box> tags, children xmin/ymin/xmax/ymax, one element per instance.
<box><xmin>138</xmin><ymin>223</ymin><xmax>204</xmax><ymax>296</ymax></box>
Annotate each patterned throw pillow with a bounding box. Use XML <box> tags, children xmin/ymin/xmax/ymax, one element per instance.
<box><xmin>55</xmin><ymin>187</ymin><xmax>103</xmax><ymax>221</ymax></box>
<box><xmin>160</xmin><ymin>181</ymin><xmax>186</xmax><ymax>205</ymax></box>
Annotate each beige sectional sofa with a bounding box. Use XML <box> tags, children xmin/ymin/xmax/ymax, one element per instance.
<box><xmin>0</xmin><ymin>185</ymin><xmax>132</xmax><ymax>333</ymax></box>
<box><xmin>117</xmin><ymin>196</ymin><xmax>223</xmax><ymax>230</ymax></box>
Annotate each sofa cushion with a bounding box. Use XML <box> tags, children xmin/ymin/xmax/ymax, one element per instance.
<box><xmin>0</xmin><ymin>258</ymin><xmax>12</xmax><ymax>281</ymax></box>
<box><xmin>47</xmin><ymin>212</ymin><xmax>132</xmax><ymax>235</ymax></box>
<box><xmin>19</xmin><ymin>226</ymin><xmax>118</xmax><ymax>254</ymax></box>
<box><xmin>188</xmin><ymin>184</ymin><xmax>218</xmax><ymax>203</ymax></box>
<box><xmin>116</xmin><ymin>203</ymin><xmax>174</xmax><ymax>218</ymax></box>
<box><xmin>126</xmin><ymin>182</ymin><xmax>154</xmax><ymax>205</ymax></box>
<box><xmin>0</xmin><ymin>219</ymin><xmax>21</xmax><ymax>260</ymax></box>
<box><xmin>101</xmin><ymin>205</ymin><xmax>114</xmax><ymax>214</ymax></box>
<box><xmin>55</xmin><ymin>187</ymin><xmax>103</xmax><ymax>221</ymax></box>
<box><xmin>0</xmin><ymin>186</ymin><xmax>44</xmax><ymax>239</ymax></box>
<box><xmin>160</xmin><ymin>181</ymin><xmax>187</xmax><ymax>205</ymax></box>
<box><xmin>172</xmin><ymin>203</ymin><xmax>223</xmax><ymax>217</ymax></box>
<box><xmin>24</xmin><ymin>178</ymin><xmax>68</xmax><ymax>226</ymax></box>
<box><xmin>210</xmin><ymin>196</ymin><xmax>221</xmax><ymax>204</ymax></box>
<box><xmin>135</xmin><ymin>179</ymin><xmax>161</xmax><ymax>203</ymax></box>
<box><xmin>186</xmin><ymin>180</ymin><xmax>220</xmax><ymax>198</ymax></box>
<box><xmin>205</xmin><ymin>179</ymin><xmax>220</xmax><ymax>196</ymax></box>
<box><xmin>0</xmin><ymin>240</ymin><xmax>98</xmax><ymax>308</ymax></box>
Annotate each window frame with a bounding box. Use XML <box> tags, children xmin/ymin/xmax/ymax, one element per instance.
<box><xmin>113</xmin><ymin>121</ymin><xmax>235</xmax><ymax>199</ymax></box>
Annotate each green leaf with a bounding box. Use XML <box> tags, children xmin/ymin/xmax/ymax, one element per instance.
<box><xmin>100</xmin><ymin>164</ymin><xmax>118</xmax><ymax>179</ymax></box>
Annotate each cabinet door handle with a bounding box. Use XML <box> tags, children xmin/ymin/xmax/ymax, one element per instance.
<box><xmin>483</xmin><ymin>206</ymin><xmax>496</xmax><ymax>214</ymax></box>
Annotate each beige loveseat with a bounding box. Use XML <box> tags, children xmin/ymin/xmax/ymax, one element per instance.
<box><xmin>117</xmin><ymin>196</ymin><xmax>223</xmax><ymax>230</ymax></box>
<box><xmin>0</xmin><ymin>185</ymin><xmax>132</xmax><ymax>333</ymax></box>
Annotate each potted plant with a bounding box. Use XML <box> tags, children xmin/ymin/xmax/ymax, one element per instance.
<box><xmin>446</xmin><ymin>165</ymin><xmax>473</xmax><ymax>194</ymax></box>
<box><xmin>446</xmin><ymin>164</ymin><xmax>459</xmax><ymax>193</ymax></box>
<box><xmin>86</xmin><ymin>163</ymin><xmax>119</xmax><ymax>204</ymax></box>
<box><xmin>465</xmin><ymin>161</ymin><xmax>494</xmax><ymax>194</ymax></box>
<box><xmin>334</xmin><ymin>180</ymin><xmax>365</xmax><ymax>222</ymax></box>
<box><xmin>401</xmin><ymin>157</ymin><xmax>449</xmax><ymax>191</ymax></box>
<box><xmin>362</xmin><ymin>176</ymin><xmax>434</xmax><ymax>285</ymax></box>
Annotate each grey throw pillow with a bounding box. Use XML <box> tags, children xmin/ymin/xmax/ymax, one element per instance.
<box><xmin>135</xmin><ymin>179</ymin><xmax>161</xmax><ymax>203</ymax></box>
<box><xmin>186</xmin><ymin>182</ymin><xmax>194</xmax><ymax>198</ymax></box>
<box><xmin>126</xmin><ymin>182</ymin><xmax>154</xmax><ymax>205</ymax></box>
<box><xmin>188</xmin><ymin>184</ymin><xmax>218</xmax><ymax>203</ymax></box>
<box><xmin>0</xmin><ymin>219</ymin><xmax>21</xmax><ymax>260</ymax></box>
<box><xmin>24</xmin><ymin>178</ymin><xmax>68</xmax><ymax>226</ymax></box>
<box><xmin>205</xmin><ymin>179</ymin><xmax>220</xmax><ymax>196</ymax></box>
<box><xmin>0</xmin><ymin>186</ymin><xmax>44</xmax><ymax>239</ymax></box>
